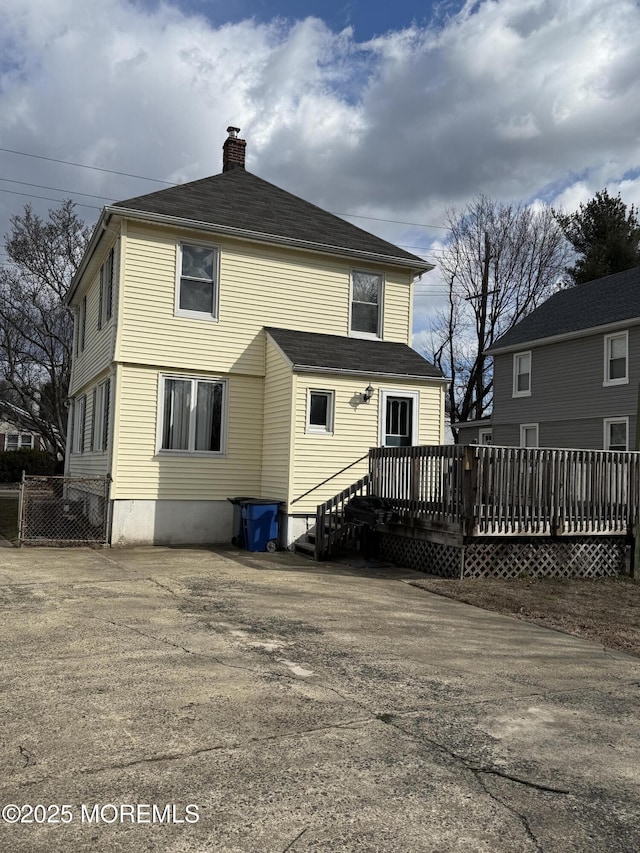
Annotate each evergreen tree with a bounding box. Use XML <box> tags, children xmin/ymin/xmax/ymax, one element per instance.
<box><xmin>555</xmin><ymin>190</ymin><xmax>640</xmax><ymax>284</ymax></box>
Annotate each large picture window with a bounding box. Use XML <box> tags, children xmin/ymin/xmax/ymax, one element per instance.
<box><xmin>159</xmin><ymin>376</ymin><xmax>225</xmax><ymax>453</ymax></box>
<box><xmin>176</xmin><ymin>243</ymin><xmax>219</xmax><ymax>319</ymax></box>
<box><xmin>350</xmin><ymin>271</ymin><xmax>382</xmax><ymax>337</ymax></box>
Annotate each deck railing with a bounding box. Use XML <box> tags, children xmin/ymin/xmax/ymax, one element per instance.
<box><xmin>368</xmin><ymin>444</ymin><xmax>640</xmax><ymax>537</ymax></box>
<box><xmin>315</xmin><ymin>475</ymin><xmax>370</xmax><ymax>559</ymax></box>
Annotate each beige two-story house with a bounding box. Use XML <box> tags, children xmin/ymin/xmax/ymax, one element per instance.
<box><xmin>65</xmin><ymin>128</ymin><xmax>446</xmax><ymax>546</ymax></box>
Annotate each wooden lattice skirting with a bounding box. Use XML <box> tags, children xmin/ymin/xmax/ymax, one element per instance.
<box><xmin>378</xmin><ymin>532</ymin><xmax>628</xmax><ymax>579</ymax></box>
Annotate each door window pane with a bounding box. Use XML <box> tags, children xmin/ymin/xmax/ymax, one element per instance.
<box><xmin>385</xmin><ymin>397</ymin><xmax>413</xmax><ymax>446</ymax></box>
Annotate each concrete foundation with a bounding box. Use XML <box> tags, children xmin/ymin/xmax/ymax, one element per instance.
<box><xmin>111</xmin><ymin>499</ymin><xmax>234</xmax><ymax>546</ymax></box>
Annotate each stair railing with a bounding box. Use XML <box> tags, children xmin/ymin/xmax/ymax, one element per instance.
<box><xmin>314</xmin><ymin>474</ymin><xmax>371</xmax><ymax>560</ymax></box>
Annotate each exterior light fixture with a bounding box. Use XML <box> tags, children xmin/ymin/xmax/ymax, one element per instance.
<box><xmin>363</xmin><ymin>384</ymin><xmax>374</xmax><ymax>403</ymax></box>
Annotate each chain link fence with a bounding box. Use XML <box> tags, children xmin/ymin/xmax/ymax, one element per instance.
<box><xmin>19</xmin><ymin>474</ymin><xmax>111</xmax><ymax>546</ymax></box>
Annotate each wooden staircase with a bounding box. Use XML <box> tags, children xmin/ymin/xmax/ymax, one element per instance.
<box><xmin>294</xmin><ymin>475</ymin><xmax>370</xmax><ymax>560</ymax></box>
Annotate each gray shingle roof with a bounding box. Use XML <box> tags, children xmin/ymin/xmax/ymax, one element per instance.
<box><xmin>489</xmin><ymin>266</ymin><xmax>640</xmax><ymax>352</ymax></box>
<box><xmin>112</xmin><ymin>168</ymin><xmax>428</xmax><ymax>269</ymax></box>
<box><xmin>265</xmin><ymin>327</ymin><xmax>444</xmax><ymax>379</ymax></box>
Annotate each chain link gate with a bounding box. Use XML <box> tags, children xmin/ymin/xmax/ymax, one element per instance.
<box><xmin>18</xmin><ymin>474</ymin><xmax>111</xmax><ymax>546</ymax></box>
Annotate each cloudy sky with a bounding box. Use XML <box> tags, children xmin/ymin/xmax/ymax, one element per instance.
<box><xmin>1</xmin><ymin>0</ymin><xmax>639</xmax><ymax>341</ymax></box>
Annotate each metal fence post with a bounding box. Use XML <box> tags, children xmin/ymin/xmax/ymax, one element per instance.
<box><xmin>17</xmin><ymin>470</ymin><xmax>25</xmax><ymax>547</ymax></box>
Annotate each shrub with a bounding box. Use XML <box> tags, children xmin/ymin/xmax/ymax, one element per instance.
<box><xmin>0</xmin><ymin>450</ymin><xmax>59</xmax><ymax>483</ymax></box>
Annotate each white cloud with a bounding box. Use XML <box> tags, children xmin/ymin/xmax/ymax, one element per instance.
<box><xmin>0</xmin><ymin>0</ymin><xmax>639</xmax><ymax>335</ymax></box>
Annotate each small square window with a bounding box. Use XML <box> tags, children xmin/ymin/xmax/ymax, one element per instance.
<box><xmin>604</xmin><ymin>418</ymin><xmax>628</xmax><ymax>451</ymax></box>
<box><xmin>307</xmin><ymin>390</ymin><xmax>334</xmax><ymax>434</ymax></box>
<box><xmin>513</xmin><ymin>351</ymin><xmax>531</xmax><ymax>397</ymax></box>
<box><xmin>520</xmin><ymin>423</ymin><xmax>538</xmax><ymax>448</ymax></box>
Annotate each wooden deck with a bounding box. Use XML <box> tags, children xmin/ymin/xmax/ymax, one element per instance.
<box><xmin>368</xmin><ymin>444</ymin><xmax>640</xmax><ymax>540</ymax></box>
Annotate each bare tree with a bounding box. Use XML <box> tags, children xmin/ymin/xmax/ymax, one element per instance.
<box><xmin>0</xmin><ymin>201</ymin><xmax>91</xmax><ymax>457</ymax></box>
<box><xmin>428</xmin><ymin>196</ymin><xmax>569</xmax><ymax>431</ymax></box>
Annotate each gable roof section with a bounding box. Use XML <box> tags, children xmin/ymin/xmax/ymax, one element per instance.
<box><xmin>489</xmin><ymin>266</ymin><xmax>640</xmax><ymax>353</ymax></box>
<box><xmin>111</xmin><ymin>168</ymin><xmax>430</xmax><ymax>271</ymax></box>
<box><xmin>265</xmin><ymin>327</ymin><xmax>444</xmax><ymax>380</ymax></box>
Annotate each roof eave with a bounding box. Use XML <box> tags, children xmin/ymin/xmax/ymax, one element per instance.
<box><xmin>66</xmin><ymin>209</ymin><xmax>110</xmax><ymax>305</ymax></box>
<box><xmin>292</xmin><ymin>364</ymin><xmax>447</xmax><ymax>382</ymax></box>
<box><xmin>108</xmin><ymin>205</ymin><xmax>434</xmax><ymax>274</ymax></box>
<box><xmin>487</xmin><ymin>314</ymin><xmax>640</xmax><ymax>355</ymax></box>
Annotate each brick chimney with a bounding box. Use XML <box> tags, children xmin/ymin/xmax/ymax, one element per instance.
<box><xmin>222</xmin><ymin>126</ymin><xmax>246</xmax><ymax>172</ymax></box>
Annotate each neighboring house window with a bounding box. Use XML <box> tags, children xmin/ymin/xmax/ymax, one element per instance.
<box><xmin>350</xmin><ymin>271</ymin><xmax>382</xmax><ymax>338</ymax></box>
<box><xmin>604</xmin><ymin>418</ymin><xmax>628</xmax><ymax>451</ymax></box>
<box><xmin>520</xmin><ymin>423</ymin><xmax>538</xmax><ymax>448</ymax></box>
<box><xmin>380</xmin><ymin>390</ymin><xmax>418</xmax><ymax>447</ymax></box>
<box><xmin>306</xmin><ymin>390</ymin><xmax>334</xmax><ymax>434</ymax></box>
<box><xmin>512</xmin><ymin>351</ymin><xmax>531</xmax><ymax>397</ymax></box>
<box><xmin>479</xmin><ymin>429</ymin><xmax>492</xmax><ymax>445</ymax></box>
<box><xmin>78</xmin><ymin>296</ymin><xmax>87</xmax><ymax>351</ymax></box>
<box><xmin>159</xmin><ymin>375</ymin><xmax>226</xmax><ymax>453</ymax></box>
<box><xmin>92</xmin><ymin>379</ymin><xmax>111</xmax><ymax>452</ymax></box>
<box><xmin>98</xmin><ymin>247</ymin><xmax>115</xmax><ymax>329</ymax></box>
<box><xmin>604</xmin><ymin>331</ymin><xmax>628</xmax><ymax>386</ymax></box>
<box><xmin>72</xmin><ymin>396</ymin><xmax>86</xmax><ymax>454</ymax></box>
<box><xmin>176</xmin><ymin>243</ymin><xmax>219</xmax><ymax>319</ymax></box>
<box><xmin>5</xmin><ymin>433</ymin><xmax>33</xmax><ymax>451</ymax></box>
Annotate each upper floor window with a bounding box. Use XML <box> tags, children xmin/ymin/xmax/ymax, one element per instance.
<box><xmin>78</xmin><ymin>295</ymin><xmax>87</xmax><ymax>352</ymax></box>
<box><xmin>176</xmin><ymin>242</ymin><xmax>219</xmax><ymax>319</ymax></box>
<box><xmin>520</xmin><ymin>423</ymin><xmax>538</xmax><ymax>448</ymax></box>
<box><xmin>159</xmin><ymin>375</ymin><xmax>226</xmax><ymax>454</ymax></box>
<box><xmin>350</xmin><ymin>271</ymin><xmax>382</xmax><ymax>338</ymax></box>
<box><xmin>513</xmin><ymin>351</ymin><xmax>531</xmax><ymax>397</ymax></box>
<box><xmin>604</xmin><ymin>417</ymin><xmax>628</xmax><ymax>451</ymax></box>
<box><xmin>6</xmin><ymin>433</ymin><xmax>33</xmax><ymax>451</ymax></box>
<box><xmin>98</xmin><ymin>247</ymin><xmax>115</xmax><ymax>330</ymax></box>
<box><xmin>306</xmin><ymin>390</ymin><xmax>334</xmax><ymax>435</ymax></box>
<box><xmin>604</xmin><ymin>331</ymin><xmax>628</xmax><ymax>386</ymax></box>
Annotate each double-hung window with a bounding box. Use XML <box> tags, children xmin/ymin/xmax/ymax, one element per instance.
<box><xmin>176</xmin><ymin>243</ymin><xmax>219</xmax><ymax>319</ymax></box>
<box><xmin>520</xmin><ymin>423</ymin><xmax>538</xmax><ymax>448</ymax></box>
<box><xmin>604</xmin><ymin>418</ymin><xmax>628</xmax><ymax>451</ymax></box>
<box><xmin>513</xmin><ymin>351</ymin><xmax>531</xmax><ymax>397</ymax></box>
<box><xmin>98</xmin><ymin>247</ymin><xmax>115</xmax><ymax>329</ymax></box>
<box><xmin>159</xmin><ymin>376</ymin><xmax>226</xmax><ymax>454</ymax></box>
<box><xmin>604</xmin><ymin>332</ymin><xmax>628</xmax><ymax>385</ymax></box>
<box><xmin>72</xmin><ymin>396</ymin><xmax>86</xmax><ymax>454</ymax></box>
<box><xmin>350</xmin><ymin>271</ymin><xmax>382</xmax><ymax>338</ymax></box>
<box><xmin>6</xmin><ymin>433</ymin><xmax>33</xmax><ymax>451</ymax></box>
<box><xmin>78</xmin><ymin>296</ymin><xmax>87</xmax><ymax>352</ymax></box>
<box><xmin>91</xmin><ymin>379</ymin><xmax>111</xmax><ymax>452</ymax></box>
<box><xmin>306</xmin><ymin>390</ymin><xmax>334</xmax><ymax>434</ymax></box>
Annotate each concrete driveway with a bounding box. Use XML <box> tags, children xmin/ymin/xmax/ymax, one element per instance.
<box><xmin>0</xmin><ymin>546</ymin><xmax>639</xmax><ymax>852</ymax></box>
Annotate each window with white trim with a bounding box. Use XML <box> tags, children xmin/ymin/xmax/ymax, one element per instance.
<box><xmin>604</xmin><ymin>418</ymin><xmax>628</xmax><ymax>451</ymax></box>
<box><xmin>520</xmin><ymin>423</ymin><xmax>538</xmax><ymax>448</ymax></box>
<box><xmin>159</xmin><ymin>375</ymin><xmax>226</xmax><ymax>453</ymax></box>
<box><xmin>92</xmin><ymin>379</ymin><xmax>111</xmax><ymax>452</ymax></box>
<box><xmin>78</xmin><ymin>295</ymin><xmax>87</xmax><ymax>351</ymax></box>
<box><xmin>479</xmin><ymin>429</ymin><xmax>493</xmax><ymax>445</ymax></box>
<box><xmin>98</xmin><ymin>247</ymin><xmax>115</xmax><ymax>329</ymax></box>
<box><xmin>306</xmin><ymin>390</ymin><xmax>334</xmax><ymax>434</ymax></box>
<box><xmin>350</xmin><ymin>271</ymin><xmax>382</xmax><ymax>338</ymax></box>
<box><xmin>5</xmin><ymin>433</ymin><xmax>33</xmax><ymax>451</ymax></box>
<box><xmin>380</xmin><ymin>390</ymin><xmax>419</xmax><ymax>447</ymax></box>
<box><xmin>604</xmin><ymin>331</ymin><xmax>628</xmax><ymax>386</ymax></box>
<box><xmin>176</xmin><ymin>242</ymin><xmax>219</xmax><ymax>319</ymax></box>
<box><xmin>513</xmin><ymin>351</ymin><xmax>531</xmax><ymax>397</ymax></box>
<box><xmin>72</xmin><ymin>396</ymin><xmax>86</xmax><ymax>454</ymax></box>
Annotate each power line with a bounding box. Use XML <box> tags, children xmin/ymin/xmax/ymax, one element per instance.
<box><xmin>0</xmin><ymin>146</ymin><xmax>175</xmax><ymax>185</ymax></box>
<box><xmin>0</xmin><ymin>145</ymin><xmax>451</xmax><ymax>232</ymax></box>
<box><xmin>0</xmin><ymin>177</ymin><xmax>116</xmax><ymax>201</ymax></box>
<box><xmin>0</xmin><ymin>187</ymin><xmax>102</xmax><ymax>210</ymax></box>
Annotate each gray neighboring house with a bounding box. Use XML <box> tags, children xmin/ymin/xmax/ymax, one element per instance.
<box><xmin>455</xmin><ymin>416</ymin><xmax>493</xmax><ymax>446</ymax></box>
<box><xmin>474</xmin><ymin>265</ymin><xmax>640</xmax><ymax>451</ymax></box>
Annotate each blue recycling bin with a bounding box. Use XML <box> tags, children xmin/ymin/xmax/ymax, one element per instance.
<box><xmin>240</xmin><ymin>499</ymin><xmax>282</xmax><ymax>552</ymax></box>
<box><xmin>227</xmin><ymin>496</ymin><xmax>254</xmax><ymax>547</ymax></box>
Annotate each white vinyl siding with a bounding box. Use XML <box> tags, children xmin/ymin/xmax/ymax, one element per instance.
<box><xmin>604</xmin><ymin>331</ymin><xmax>628</xmax><ymax>386</ymax></box>
<box><xmin>261</xmin><ymin>337</ymin><xmax>294</xmax><ymax>501</ymax></box>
